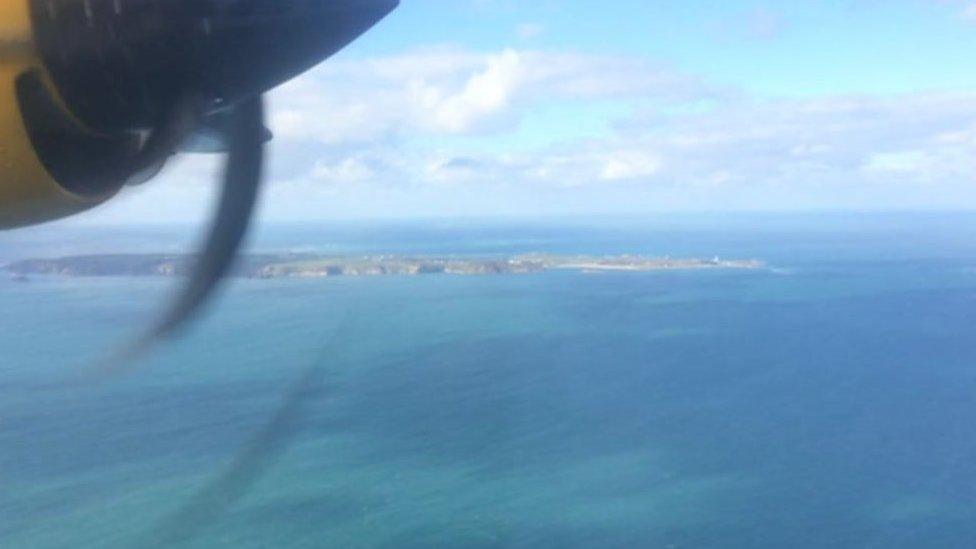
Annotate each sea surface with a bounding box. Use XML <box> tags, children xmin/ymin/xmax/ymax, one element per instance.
<box><xmin>2</xmin><ymin>213</ymin><xmax>976</xmax><ymax>548</ymax></box>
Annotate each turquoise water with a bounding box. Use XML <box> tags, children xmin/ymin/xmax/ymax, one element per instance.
<box><xmin>3</xmin><ymin>214</ymin><xmax>976</xmax><ymax>548</ymax></box>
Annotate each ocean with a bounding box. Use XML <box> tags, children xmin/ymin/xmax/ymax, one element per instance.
<box><xmin>2</xmin><ymin>213</ymin><xmax>976</xmax><ymax>548</ymax></box>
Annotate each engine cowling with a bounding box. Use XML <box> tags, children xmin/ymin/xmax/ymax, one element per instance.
<box><xmin>0</xmin><ymin>0</ymin><xmax>398</xmax><ymax>229</ymax></box>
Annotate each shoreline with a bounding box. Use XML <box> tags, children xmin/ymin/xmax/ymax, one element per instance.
<box><xmin>2</xmin><ymin>253</ymin><xmax>766</xmax><ymax>279</ymax></box>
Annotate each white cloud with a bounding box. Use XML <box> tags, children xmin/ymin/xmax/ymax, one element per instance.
<box><xmin>311</xmin><ymin>156</ymin><xmax>377</xmax><ymax>185</ymax></box>
<box><xmin>639</xmin><ymin>93</ymin><xmax>976</xmax><ymax>188</ymax></box>
<box><xmin>863</xmin><ymin>151</ymin><xmax>932</xmax><ymax>175</ymax></box>
<box><xmin>286</xmin><ymin>90</ymin><xmax>976</xmax><ymax>195</ymax></box>
<box><xmin>267</xmin><ymin>47</ymin><xmax>711</xmax><ymax>144</ymax></box>
<box><xmin>599</xmin><ymin>151</ymin><xmax>663</xmax><ymax>181</ymax></box>
<box><xmin>428</xmin><ymin>49</ymin><xmax>524</xmax><ymax>133</ymax></box>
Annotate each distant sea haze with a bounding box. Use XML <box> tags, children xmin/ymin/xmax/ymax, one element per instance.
<box><xmin>2</xmin><ymin>214</ymin><xmax>976</xmax><ymax>548</ymax></box>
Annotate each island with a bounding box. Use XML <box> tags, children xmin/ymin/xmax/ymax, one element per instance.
<box><xmin>2</xmin><ymin>253</ymin><xmax>765</xmax><ymax>279</ymax></box>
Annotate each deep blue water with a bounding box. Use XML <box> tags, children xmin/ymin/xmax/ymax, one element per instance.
<box><xmin>2</xmin><ymin>214</ymin><xmax>976</xmax><ymax>548</ymax></box>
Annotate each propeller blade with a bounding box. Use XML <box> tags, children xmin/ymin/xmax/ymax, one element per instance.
<box><xmin>154</xmin><ymin>96</ymin><xmax>267</xmax><ymax>340</ymax></box>
<box><xmin>100</xmin><ymin>96</ymin><xmax>266</xmax><ymax>370</ymax></box>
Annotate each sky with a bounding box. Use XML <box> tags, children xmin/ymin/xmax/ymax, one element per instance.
<box><xmin>69</xmin><ymin>0</ymin><xmax>976</xmax><ymax>223</ymax></box>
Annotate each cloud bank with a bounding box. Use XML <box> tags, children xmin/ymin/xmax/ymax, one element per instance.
<box><xmin>265</xmin><ymin>47</ymin><xmax>976</xmax><ymax>188</ymax></box>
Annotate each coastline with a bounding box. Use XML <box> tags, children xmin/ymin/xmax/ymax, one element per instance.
<box><xmin>2</xmin><ymin>253</ymin><xmax>766</xmax><ymax>279</ymax></box>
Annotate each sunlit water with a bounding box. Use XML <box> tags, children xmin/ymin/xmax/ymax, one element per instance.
<box><xmin>2</xmin><ymin>214</ymin><xmax>976</xmax><ymax>548</ymax></box>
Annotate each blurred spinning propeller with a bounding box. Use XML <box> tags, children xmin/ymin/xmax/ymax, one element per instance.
<box><xmin>18</xmin><ymin>0</ymin><xmax>397</xmax><ymax>361</ymax></box>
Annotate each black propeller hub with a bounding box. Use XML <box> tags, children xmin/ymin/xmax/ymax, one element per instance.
<box><xmin>30</xmin><ymin>0</ymin><xmax>398</xmax><ymax>131</ymax></box>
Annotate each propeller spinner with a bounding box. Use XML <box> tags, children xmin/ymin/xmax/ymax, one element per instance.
<box><xmin>22</xmin><ymin>0</ymin><xmax>398</xmax><ymax>361</ymax></box>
